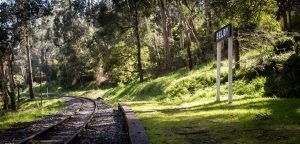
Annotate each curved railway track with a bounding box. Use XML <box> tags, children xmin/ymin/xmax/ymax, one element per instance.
<box><xmin>18</xmin><ymin>97</ymin><xmax>97</xmax><ymax>144</ymax></box>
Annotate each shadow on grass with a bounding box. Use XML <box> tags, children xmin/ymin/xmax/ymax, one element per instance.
<box><xmin>138</xmin><ymin>97</ymin><xmax>300</xmax><ymax>144</ymax></box>
<box><xmin>142</xmin><ymin>115</ymin><xmax>300</xmax><ymax>144</ymax></box>
<box><xmin>136</xmin><ymin>97</ymin><xmax>300</xmax><ymax>127</ymax></box>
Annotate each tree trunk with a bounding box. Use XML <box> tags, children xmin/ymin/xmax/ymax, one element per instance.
<box><xmin>159</xmin><ymin>0</ymin><xmax>171</xmax><ymax>72</ymax></box>
<box><xmin>180</xmin><ymin>31</ymin><xmax>185</xmax><ymax>49</ymax></box>
<box><xmin>283</xmin><ymin>11</ymin><xmax>288</xmax><ymax>31</ymax></box>
<box><xmin>0</xmin><ymin>58</ymin><xmax>9</xmax><ymax>110</ymax></box>
<box><xmin>167</xmin><ymin>2</ymin><xmax>172</xmax><ymax>39</ymax></box>
<box><xmin>288</xmin><ymin>10</ymin><xmax>292</xmax><ymax>32</ymax></box>
<box><xmin>180</xmin><ymin>1</ymin><xmax>200</xmax><ymax>64</ymax></box>
<box><xmin>177</xmin><ymin>0</ymin><xmax>193</xmax><ymax>70</ymax></box>
<box><xmin>88</xmin><ymin>0</ymin><xmax>91</xmax><ymax>9</ymax></box>
<box><xmin>68</xmin><ymin>0</ymin><xmax>72</xmax><ymax>10</ymax></box>
<box><xmin>26</xmin><ymin>29</ymin><xmax>35</xmax><ymax>99</ymax></box>
<box><xmin>17</xmin><ymin>86</ymin><xmax>20</xmax><ymax>102</ymax></box>
<box><xmin>186</xmin><ymin>35</ymin><xmax>193</xmax><ymax>70</ymax></box>
<box><xmin>8</xmin><ymin>53</ymin><xmax>16</xmax><ymax>110</ymax></box>
<box><xmin>234</xmin><ymin>28</ymin><xmax>240</xmax><ymax>69</ymax></box>
<box><xmin>134</xmin><ymin>1</ymin><xmax>144</xmax><ymax>82</ymax></box>
<box><xmin>40</xmin><ymin>64</ymin><xmax>42</xmax><ymax>106</ymax></box>
<box><xmin>152</xmin><ymin>27</ymin><xmax>162</xmax><ymax>77</ymax></box>
<box><xmin>204</xmin><ymin>0</ymin><xmax>213</xmax><ymax>57</ymax></box>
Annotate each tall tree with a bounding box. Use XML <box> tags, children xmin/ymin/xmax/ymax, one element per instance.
<box><xmin>159</xmin><ymin>0</ymin><xmax>171</xmax><ymax>72</ymax></box>
<box><xmin>276</xmin><ymin>0</ymin><xmax>296</xmax><ymax>32</ymax></box>
<box><xmin>8</xmin><ymin>48</ymin><xmax>17</xmax><ymax>110</ymax></box>
<box><xmin>176</xmin><ymin>0</ymin><xmax>193</xmax><ymax>70</ymax></box>
<box><xmin>0</xmin><ymin>2</ymin><xmax>16</xmax><ymax>110</ymax></box>
<box><xmin>133</xmin><ymin>0</ymin><xmax>144</xmax><ymax>82</ymax></box>
<box><xmin>14</xmin><ymin>0</ymin><xmax>52</xmax><ymax>99</ymax></box>
<box><xmin>233</xmin><ymin>28</ymin><xmax>240</xmax><ymax>69</ymax></box>
<box><xmin>204</xmin><ymin>0</ymin><xmax>213</xmax><ymax>54</ymax></box>
<box><xmin>25</xmin><ymin>25</ymin><xmax>35</xmax><ymax>99</ymax></box>
<box><xmin>0</xmin><ymin>59</ymin><xmax>9</xmax><ymax>110</ymax></box>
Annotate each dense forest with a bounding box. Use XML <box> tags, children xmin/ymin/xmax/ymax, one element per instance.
<box><xmin>1</xmin><ymin>1</ymin><xmax>300</xmax><ymax>143</ymax></box>
<box><xmin>1</xmin><ymin>0</ymin><xmax>300</xmax><ymax>112</ymax></box>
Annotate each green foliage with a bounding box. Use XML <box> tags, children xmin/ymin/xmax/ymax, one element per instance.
<box><xmin>250</xmin><ymin>50</ymin><xmax>300</xmax><ymax>98</ymax></box>
<box><xmin>274</xmin><ymin>38</ymin><xmax>295</xmax><ymax>54</ymax></box>
<box><xmin>54</xmin><ymin>8</ymin><xmax>94</xmax><ymax>88</ymax></box>
<box><xmin>258</xmin><ymin>13</ymin><xmax>281</xmax><ymax>32</ymax></box>
<box><xmin>295</xmin><ymin>42</ymin><xmax>300</xmax><ymax>55</ymax></box>
<box><xmin>45</xmin><ymin>0</ymin><xmax>289</xmax><ymax>86</ymax></box>
<box><xmin>165</xmin><ymin>74</ymin><xmax>215</xmax><ymax>98</ymax></box>
<box><xmin>212</xmin><ymin>0</ymin><xmax>275</xmax><ymax>28</ymax></box>
<box><xmin>14</xmin><ymin>74</ymin><xmax>25</xmax><ymax>88</ymax></box>
<box><xmin>294</xmin><ymin>36</ymin><xmax>300</xmax><ymax>55</ymax></box>
<box><xmin>104</xmin><ymin>55</ymin><xmax>270</xmax><ymax>105</ymax></box>
<box><xmin>234</xmin><ymin>77</ymin><xmax>266</xmax><ymax>97</ymax></box>
<box><xmin>102</xmin><ymin>40</ymin><xmax>137</xmax><ymax>83</ymax></box>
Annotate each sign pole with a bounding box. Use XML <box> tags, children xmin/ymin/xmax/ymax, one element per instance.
<box><xmin>228</xmin><ymin>37</ymin><xmax>233</xmax><ymax>104</ymax></box>
<box><xmin>216</xmin><ymin>41</ymin><xmax>222</xmax><ymax>102</ymax></box>
<box><xmin>214</xmin><ymin>23</ymin><xmax>233</xmax><ymax>103</ymax></box>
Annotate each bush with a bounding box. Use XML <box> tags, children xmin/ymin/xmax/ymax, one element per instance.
<box><xmin>258</xmin><ymin>53</ymin><xmax>300</xmax><ymax>98</ymax></box>
<box><xmin>274</xmin><ymin>38</ymin><xmax>295</xmax><ymax>54</ymax></box>
<box><xmin>165</xmin><ymin>74</ymin><xmax>214</xmax><ymax>98</ymax></box>
<box><xmin>294</xmin><ymin>36</ymin><xmax>300</xmax><ymax>55</ymax></box>
<box><xmin>234</xmin><ymin>77</ymin><xmax>266</xmax><ymax>96</ymax></box>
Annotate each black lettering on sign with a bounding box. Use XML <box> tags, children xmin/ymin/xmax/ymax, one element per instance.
<box><xmin>214</xmin><ymin>23</ymin><xmax>232</xmax><ymax>43</ymax></box>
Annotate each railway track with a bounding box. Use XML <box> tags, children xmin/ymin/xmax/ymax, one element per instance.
<box><xmin>72</xmin><ymin>100</ymin><xmax>129</xmax><ymax>144</ymax></box>
<box><xmin>0</xmin><ymin>96</ymin><xmax>129</xmax><ymax>144</ymax></box>
<box><xmin>18</xmin><ymin>97</ymin><xmax>97</xmax><ymax>144</ymax></box>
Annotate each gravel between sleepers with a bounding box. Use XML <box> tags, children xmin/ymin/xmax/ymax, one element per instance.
<box><xmin>72</xmin><ymin>100</ymin><xmax>129</xmax><ymax>144</ymax></box>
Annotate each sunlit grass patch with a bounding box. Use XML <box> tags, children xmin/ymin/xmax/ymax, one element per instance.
<box><xmin>126</xmin><ymin>97</ymin><xmax>300</xmax><ymax>144</ymax></box>
<box><xmin>0</xmin><ymin>98</ymin><xmax>66</xmax><ymax>129</ymax></box>
<box><xmin>103</xmin><ymin>50</ymin><xmax>274</xmax><ymax>104</ymax></box>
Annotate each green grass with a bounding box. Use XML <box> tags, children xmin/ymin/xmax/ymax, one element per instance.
<box><xmin>96</xmin><ymin>49</ymin><xmax>300</xmax><ymax>143</ymax></box>
<box><xmin>0</xmin><ymin>81</ymin><xmax>67</xmax><ymax>129</ymax></box>
<box><xmin>124</xmin><ymin>97</ymin><xmax>300</xmax><ymax>144</ymax></box>
<box><xmin>0</xmin><ymin>98</ymin><xmax>66</xmax><ymax>129</ymax></box>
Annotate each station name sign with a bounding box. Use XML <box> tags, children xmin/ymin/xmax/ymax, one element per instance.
<box><xmin>214</xmin><ymin>23</ymin><xmax>232</xmax><ymax>43</ymax></box>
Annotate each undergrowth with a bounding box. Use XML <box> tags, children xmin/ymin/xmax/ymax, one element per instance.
<box><xmin>0</xmin><ymin>98</ymin><xmax>65</xmax><ymax>129</ymax></box>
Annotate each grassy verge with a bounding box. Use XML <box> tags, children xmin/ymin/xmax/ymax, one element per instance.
<box><xmin>124</xmin><ymin>97</ymin><xmax>300</xmax><ymax>144</ymax></box>
<box><xmin>99</xmin><ymin>49</ymin><xmax>300</xmax><ymax>143</ymax></box>
<box><xmin>0</xmin><ymin>98</ymin><xmax>66</xmax><ymax>129</ymax></box>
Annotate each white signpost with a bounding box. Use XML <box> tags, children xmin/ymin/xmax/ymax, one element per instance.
<box><xmin>215</xmin><ymin>23</ymin><xmax>233</xmax><ymax>104</ymax></box>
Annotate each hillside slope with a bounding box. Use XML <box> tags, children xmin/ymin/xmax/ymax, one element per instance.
<box><xmin>101</xmin><ymin>49</ymin><xmax>300</xmax><ymax>144</ymax></box>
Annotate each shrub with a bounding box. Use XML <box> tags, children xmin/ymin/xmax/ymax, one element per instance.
<box><xmin>274</xmin><ymin>38</ymin><xmax>295</xmax><ymax>54</ymax></box>
<box><xmin>234</xmin><ymin>77</ymin><xmax>266</xmax><ymax>96</ymax></box>
<box><xmin>165</xmin><ymin>74</ymin><xmax>215</xmax><ymax>98</ymax></box>
<box><xmin>260</xmin><ymin>54</ymin><xmax>300</xmax><ymax>98</ymax></box>
<box><xmin>294</xmin><ymin>35</ymin><xmax>300</xmax><ymax>55</ymax></box>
